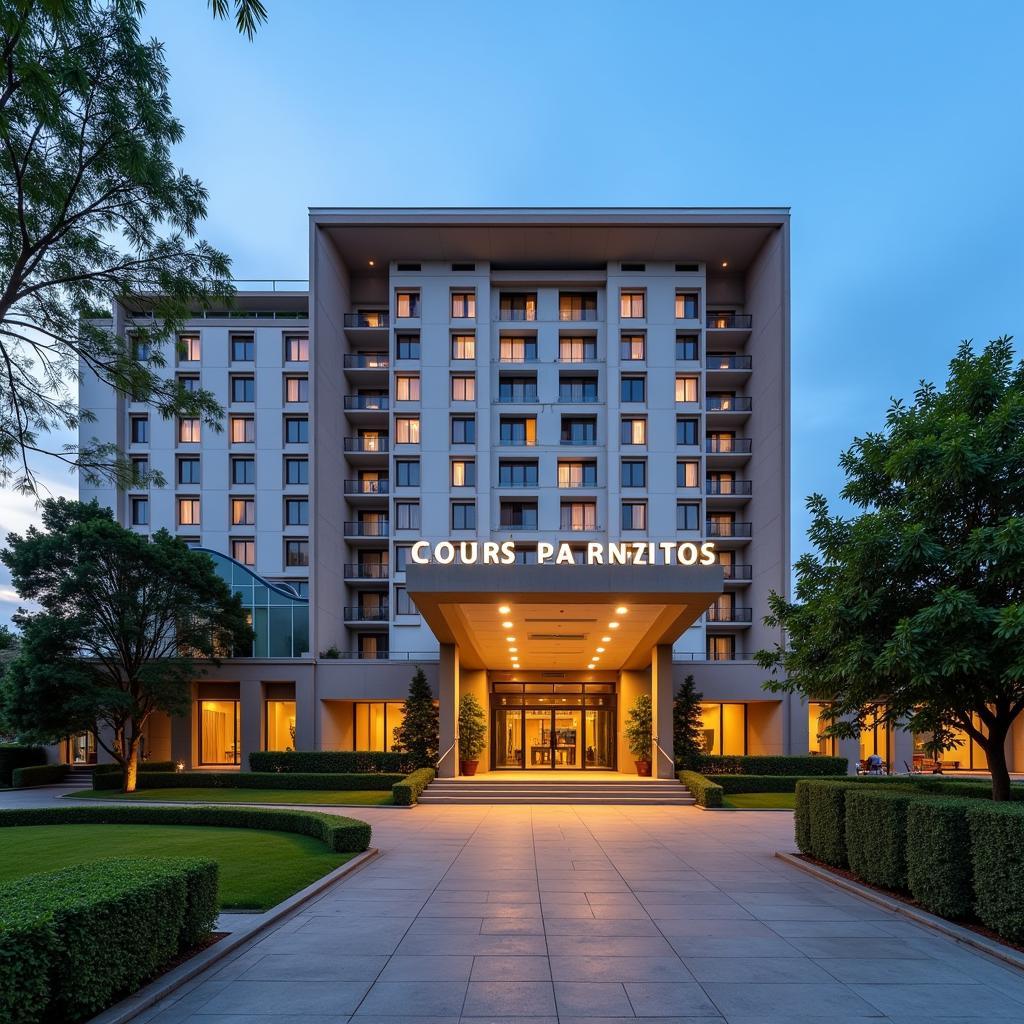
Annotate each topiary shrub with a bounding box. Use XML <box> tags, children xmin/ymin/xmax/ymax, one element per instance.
<box><xmin>248</xmin><ymin>750</ymin><xmax>417</xmax><ymax>774</ymax></box>
<box><xmin>0</xmin><ymin>745</ymin><xmax>46</xmax><ymax>786</ymax></box>
<box><xmin>392</xmin><ymin>767</ymin><xmax>435</xmax><ymax>806</ymax></box>
<box><xmin>11</xmin><ymin>763</ymin><xmax>68</xmax><ymax>787</ymax></box>
<box><xmin>844</xmin><ymin>788</ymin><xmax>912</xmax><ymax>890</ymax></box>
<box><xmin>967</xmin><ymin>802</ymin><xmax>1024</xmax><ymax>942</ymax></box>
<box><xmin>678</xmin><ymin>770</ymin><xmax>723</xmax><ymax>807</ymax></box>
<box><xmin>697</xmin><ymin>754</ymin><xmax>848</xmax><ymax>776</ymax></box>
<box><xmin>906</xmin><ymin>797</ymin><xmax>974</xmax><ymax>919</ymax></box>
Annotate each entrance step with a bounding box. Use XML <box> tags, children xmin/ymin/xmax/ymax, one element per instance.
<box><xmin>419</xmin><ymin>778</ymin><xmax>695</xmax><ymax>805</ymax></box>
<box><xmin>59</xmin><ymin>766</ymin><xmax>97</xmax><ymax>789</ymax></box>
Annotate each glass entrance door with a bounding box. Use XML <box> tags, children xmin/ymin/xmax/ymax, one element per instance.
<box><xmin>525</xmin><ymin>709</ymin><xmax>582</xmax><ymax>767</ymax></box>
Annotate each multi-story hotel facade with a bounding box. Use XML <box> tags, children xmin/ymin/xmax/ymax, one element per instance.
<box><xmin>78</xmin><ymin>207</ymin><xmax>878</xmax><ymax>777</ymax></box>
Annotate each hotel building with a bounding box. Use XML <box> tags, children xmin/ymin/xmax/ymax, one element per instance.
<box><xmin>77</xmin><ymin>207</ymin><xmax>872</xmax><ymax>777</ymax></box>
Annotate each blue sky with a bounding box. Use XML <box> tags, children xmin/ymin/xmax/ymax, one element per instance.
<box><xmin>1</xmin><ymin>0</ymin><xmax>1022</xmax><ymax>624</ymax></box>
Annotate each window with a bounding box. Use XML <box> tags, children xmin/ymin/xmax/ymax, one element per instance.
<box><xmin>619</xmin><ymin>290</ymin><xmax>645</xmax><ymax>319</ymax></box>
<box><xmin>450</xmin><ymin>332</ymin><xmax>476</xmax><ymax>360</ymax></box>
<box><xmin>620</xmin><ymin>417</ymin><xmax>646</xmax><ymax>445</ymax></box>
<box><xmin>620</xmin><ymin>333</ymin><xmax>645</xmax><ymax>361</ymax></box>
<box><xmin>450</xmin><ymin>291</ymin><xmax>476</xmax><ymax>318</ymax></box>
<box><xmin>621</xmin><ymin>459</ymin><xmax>646</xmax><ymax>487</ymax></box>
<box><xmin>231</xmin><ymin>376</ymin><xmax>255</xmax><ymax>403</ymax></box>
<box><xmin>231</xmin><ymin>498</ymin><xmax>255</xmax><ymax>526</ymax></box>
<box><xmin>285</xmin><ymin>457</ymin><xmax>308</xmax><ymax>485</ymax></box>
<box><xmin>559</xmin><ymin>292</ymin><xmax>597</xmax><ymax>321</ymax></box>
<box><xmin>178</xmin><ymin>334</ymin><xmax>200</xmax><ymax>362</ymax></box>
<box><xmin>396</xmin><ymin>459</ymin><xmax>420</xmax><ymax>487</ymax></box>
<box><xmin>676</xmin><ymin>334</ymin><xmax>699</xmax><ymax>361</ymax></box>
<box><xmin>499</xmin><ymin>417</ymin><xmax>537</xmax><ymax>446</ymax></box>
<box><xmin>451</xmin><ymin>416</ymin><xmax>476</xmax><ymax>444</ymax></box>
<box><xmin>675</xmin><ymin>292</ymin><xmax>699</xmax><ymax>319</ymax></box>
<box><xmin>285</xmin><ymin>416</ymin><xmax>308</xmax><ymax>444</ymax></box>
<box><xmin>706</xmin><ymin>635</ymin><xmax>736</xmax><ymax>662</ymax></box>
<box><xmin>676</xmin><ymin>502</ymin><xmax>699</xmax><ymax>530</ymax></box>
<box><xmin>499</xmin><ymin>336</ymin><xmax>536</xmax><ymax>363</ymax></box>
<box><xmin>451</xmin><ymin>375</ymin><xmax>475</xmax><ymax>402</ymax></box>
<box><xmin>179</xmin><ymin>374</ymin><xmax>200</xmax><ymax>393</ymax></box>
<box><xmin>130</xmin><ymin>415</ymin><xmax>149</xmax><ymax>443</ymax></box>
<box><xmin>498</xmin><ymin>376</ymin><xmax>537</xmax><ymax>402</ymax></box>
<box><xmin>561</xmin><ymin>501</ymin><xmax>597</xmax><ymax>531</ymax></box>
<box><xmin>559</xmin><ymin>376</ymin><xmax>598</xmax><ymax>403</ymax></box>
<box><xmin>178</xmin><ymin>457</ymin><xmax>201</xmax><ymax>485</ymax></box>
<box><xmin>395</xmin><ymin>417</ymin><xmax>420</xmax><ymax>444</ymax></box>
<box><xmin>394</xmin><ymin>545</ymin><xmax>412</xmax><ymax>572</ymax></box>
<box><xmin>561</xmin><ymin>417</ymin><xmax>596</xmax><ymax>445</ymax></box>
<box><xmin>265</xmin><ymin>698</ymin><xmax>297</xmax><ymax>750</ymax></box>
<box><xmin>395</xmin><ymin>375</ymin><xmax>420</xmax><ymax>401</ymax></box>
<box><xmin>676</xmin><ymin>417</ymin><xmax>698</xmax><ymax>446</ymax></box>
<box><xmin>230</xmin><ymin>415</ymin><xmax>255</xmax><ymax>444</ymax></box>
<box><xmin>198</xmin><ymin>699</ymin><xmax>240</xmax><ymax>766</ymax></box>
<box><xmin>620</xmin><ymin>375</ymin><xmax>646</xmax><ymax>403</ymax></box>
<box><xmin>397</xmin><ymin>333</ymin><xmax>421</xmax><ymax>359</ymax></box>
<box><xmin>285</xmin><ymin>539</ymin><xmax>309</xmax><ymax>567</ymax></box>
<box><xmin>395</xmin><ymin>290</ymin><xmax>420</xmax><ymax>317</ymax></box>
<box><xmin>675</xmin><ymin>376</ymin><xmax>699</xmax><ymax>403</ymax></box>
<box><xmin>231</xmin><ymin>457</ymin><xmax>255</xmax><ymax>485</ymax></box>
<box><xmin>500</xmin><ymin>501</ymin><xmax>538</xmax><ymax>529</ymax></box>
<box><xmin>131</xmin><ymin>335</ymin><xmax>151</xmax><ymax>361</ymax></box>
<box><xmin>178</xmin><ymin>417</ymin><xmax>201</xmax><ymax>443</ymax></box>
<box><xmin>559</xmin><ymin>335</ymin><xmax>597</xmax><ymax>362</ymax></box>
<box><xmin>451</xmin><ymin>460</ymin><xmax>475</xmax><ymax>487</ymax></box>
<box><xmin>130</xmin><ymin>496</ymin><xmax>149</xmax><ymax>526</ymax></box>
<box><xmin>231</xmin><ymin>334</ymin><xmax>254</xmax><ymax>361</ymax></box>
<box><xmin>231</xmin><ymin>538</ymin><xmax>255</xmax><ymax>566</ymax></box>
<box><xmin>708</xmin><ymin>471</ymin><xmax>737</xmax><ymax>495</ymax></box>
<box><xmin>131</xmin><ymin>456</ymin><xmax>149</xmax><ymax>484</ymax></box>
<box><xmin>499</xmin><ymin>460</ymin><xmax>538</xmax><ymax>487</ymax></box>
<box><xmin>621</xmin><ymin>501</ymin><xmax>647</xmax><ymax>530</ymax></box>
<box><xmin>395</xmin><ymin>587</ymin><xmax>418</xmax><ymax>616</ymax></box>
<box><xmin>177</xmin><ymin>497</ymin><xmax>201</xmax><ymax>526</ymax></box>
<box><xmin>698</xmin><ymin>701</ymin><xmax>746</xmax><ymax>750</ymax></box>
<box><xmin>499</xmin><ymin>292</ymin><xmax>536</xmax><ymax>321</ymax></box>
<box><xmin>285</xmin><ymin>376</ymin><xmax>308</xmax><ymax>403</ymax></box>
<box><xmin>677</xmin><ymin>460</ymin><xmax>699</xmax><ymax>488</ymax></box>
<box><xmin>396</xmin><ymin>501</ymin><xmax>420</xmax><ymax>530</ymax></box>
<box><xmin>451</xmin><ymin>502</ymin><xmax>476</xmax><ymax>530</ymax></box>
<box><xmin>285</xmin><ymin>335</ymin><xmax>309</xmax><ymax>362</ymax></box>
<box><xmin>285</xmin><ymin>498</ymin><xmax>309</xmax><ymax>526</ymax></box>
<box><xmin>558</xmin><ymin>460</ymin><xmax>597</xmax><ymax>488</ymax></box>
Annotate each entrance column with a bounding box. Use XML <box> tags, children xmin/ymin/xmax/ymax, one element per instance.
<box><xmin>651</xmin><ymin>643</ymin><xmax>675</xmax><ymax>779</ymax></box>
<box><xmin>438</xmin><ymin>642</ymin><xmax>460</xmax><ymax>778</ymax></box>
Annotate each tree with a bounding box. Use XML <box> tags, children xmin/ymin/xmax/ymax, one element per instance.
<box><xmin>0</xmin><ymin>624</ymin><xmax>15</xmax><ymax>650</ymax></box>
<box><xmin>393</xmin><ymin>666</ymin><xmax>438</xmax><ymax>768</ymax></box>
<box><xmin>756</xmin><ymin>338</ymin><xmax>1024</xmax><ymax>800</ymax></box>
<box><xmin>209</xmin><ymin>0</ymin><xmax>268</xmax><ymax>39</ymax></box>
<box><xmin>624</xmin><ymin>693</ymin><xmax>653</xmax><ymax>765</ymax></box>
<box><xmin>457</xmin><ymin>693</ymin><xmax>486</xmax><ymax>763</ymax></box>
<box><xmin>0</xmin><ymin>498</ymin><xmax>252</xmax><ymax>790</ymax></box>
<box><xmin>673</xmin><ymin>674</ymin><xmax>705</xmax><ymax>769</ymax></box>
<box><xmin>0</xmin><ymin>0</ymin><xmax>233</xmax><ymax>494</ymax></box>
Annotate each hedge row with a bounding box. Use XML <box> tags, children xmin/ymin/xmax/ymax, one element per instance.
<box><xmin>0</xmin><ymin>856</ymin><xmax>218</xmax><ymax>1024</ymax></box>
<box><xmin>94</xmin><ymin>770</ymin><xmax>403</xmax><ymax>792</ymax></box>
<box><xmin>11</xmin><ymin>764</ymin><xmax>68</xmax><ymax>788</ymax></box>
<box><xmin>250</xmin><ymin>750</ymin><xmax>420</xmax><ymax>774</ymax></box>
<box><xmin>93</xmin><ymin>760</ymin><xmax>175</xmax><ymax>777</ymax></box>
<box><xmin>714</xmin><ymin>773</ymin><xmax>852</xmax><ymax>794</ymax></box>
<box><xmin>0</xmin><ymin>745</ymin><xmax>46</xmax><ymax>786</ymax></box>
<box><xmin>696</xmin><ymin>754</ymin><xmax>848</xmax><ymax>776</ymax></box>
<box><xmin>678</xmin><ymin>770</ymin><xmax>723</xmax><ymax>807</ymax></box>
<box><xmin>393</xmin><ymin>767</ymin><xmax>435</xmax><ymax>806</ymax></box>
<box><xmin>0</xmin><ymin>804</ymin><xmax>372</xmax><ymax>854</ymax></box>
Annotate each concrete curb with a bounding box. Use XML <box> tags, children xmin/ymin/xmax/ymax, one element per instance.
<box><xmin>775</xmin><ymin>850</ymin><xmax>1024</xmax><ymax>973</ymax></box>
<box><xmin>86</xmin><ymin>847</ymin><xmax>380</xmax><ymax>1024</ymax></box>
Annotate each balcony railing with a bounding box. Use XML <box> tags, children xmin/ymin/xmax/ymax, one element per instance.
<box><xmin>706</xmin><ymin>606</ymin><xmax>754</xmax><ymax>623</ymax></box>
<box><xmin>497</xmin><ymin>389</ymin><xmax>539</xmax><ymax>403</ymax></box>
<box><xmin>721</xmin><ymin>563</ymin><xmax>753</xmax><ymax>581</ymax></box>
<box><xmin>558</xmin><ymin>386</ymin><xmax>599</xmax><ymax>403</ymax></box>
<box><xmin>706</xmin><ymin>314</ymin><xmax>753</xmax><ymax>330</ymax></box>
<box><xmin>343</xmin><ymin>521</ymin><xmax>389</xmax><ymax>537</ymax></box>
<box><xmin>344</xmin><ymin>395</ymin><xmax>389</xmax><ymax>411</ymax></box>
<box><xmin>344</xmin><ymin>606</ymin><xmax>389</xmax><ymax>621</ymax></box>
<box><xmin>706</xmin><ymin>355</ymin><xmax>752</xmax><ymax>371</ymax></box>
<box><xmin>705</xmin><ymin>480</ymin><xmax>752</xmax><ymax>496</ymax></box>
<box><xmin>560</xmin><ymin>435</ymin><xmax>598</xmax><ymax>446</ymax></box>
<box><xmin>558</xmin><ymin>309</ymin><xmax>599</xmax><ymax>322</ymax></box>
<box><xmin>706</xmin><ymin>521</ymin><xmax>753</xmax><ymax>538</ymax></box>
<box><xmin>498</xmin><ymin>437</ymin><xmax>538</xmax><ymax>447</ymax></box>
<box><xmin>498</xmin><ymin>354</ymin><xmax>538</xmax><ymax>364</ymax></box>
<box><xmin>343</xmin><ymin>480</ymin><xmax>389</xmax><ymax>495</ymax></box>
<box><xmin>344</xmin><ymin>312</ymin><xmax>389</xmax><ymax>329</ymax></box>
<box><xmin>334</xmin><ymin>650</ymin><xmax>442</xmax><ymax>661</ymax></box>
<box><xmin>705</xmin><ymin>438</ymin><xmax>752</xmax><ymax>454</ymax></box>
<box><xmin>707</xmin><ymin>396</ymin><xmax>752</xmax><ymax>413</ymax></box>
<box><xmin>343</xmin><ymin>353</ymin><xmax>389</xmax><ymax>369</ymax></box>
<box><xmin>560</xmin><ymin>520</ymin><xmax>600</xmax><ymax>532</ymax></box>
<box><xmin>344</xmin><ymin>437</ymin><xmax>389</xmax><ymax>453</ymax></box>
<box><xmin>344</xmin><ymin>563</ymin><xmax>390</xmax><ymax>579</ymax></box>
<box><xmin>497</xmin><ymin>309</ymin><xmax>537</xmax><ymax>322</ymax></box>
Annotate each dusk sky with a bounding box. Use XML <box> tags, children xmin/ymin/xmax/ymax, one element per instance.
<box><xmin>1</xmin><ymin>0</ymin><xmax>1022</xmax><ymax>624</ymax></box>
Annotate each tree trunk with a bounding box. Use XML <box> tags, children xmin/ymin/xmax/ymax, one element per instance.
<box><xmin>123</xmin><ymin>744</ymin><xmax>139</xmax><ymax>793</ymax></box>
<box><xmin>985</xmin><ymin>734</ymin><xmax>1011</xmax><ymax>801</ymax></box>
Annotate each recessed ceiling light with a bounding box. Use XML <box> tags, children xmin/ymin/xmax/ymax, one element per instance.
<box><xmin>615</xmin><ymin>606</ymin><xmax>628</xmax><ymax>615</ymax></box>
<box><xmin>505</xmin><ymin>635</ymin><xmax>515</xmax><ymax>642</ymax></box>
<box><xmin>508</xmin><ymin>647</ymin><xmax>518</xmax><ymax>653</ymax></box>
<box><xmin>368</xmin><ymin>259</ymin><xmax>375</xmax><ymax>267</ymax></box>
<box><xmin>498</xmin><ymin>605</ymin><xmax>511</xmax><ymax>614</ymax></box>
<box><xmin>502</xmin><ymin>621</ymin><xmax>514</xmax><ymax>629</ymax></box>
<box><xmin>601</xmin><ymin>636</ymin><xmax>611</xmax><ymax>642</ymax></box>
<box><xmin>608</xmin><ymin>622</ymin><xmax>620</xmax><ymax>629</ymax></box>
<box><xmin>596</xmin><ymin>647</ymin><xmax>605</xmax><ymax>653</ymax></box>
<box><xmin>592</xmin><ymin>656</ymin><xmax>600</xmax><ymax>662</ymax></box>
<box><xmin>721</xmin><ymin>260</ymin><xmax>728</xmax><ymax>268</ymax></box>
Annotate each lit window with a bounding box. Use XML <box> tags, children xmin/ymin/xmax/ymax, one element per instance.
<box><xmin>178</xmin><ymin>334</ymin><xmax>200</xmax><ymax>362</ymax></box>
<box><xmin>395</xmin><ymin>417</ymin><xmax>420</xmax><ymax>444</ymax></box>
<box><xmin>451</xmin><ymin>333</ymin><xmax>476</xmax><ymax>360</ymax></box>
<box><xmin>621</xmin><ymin>501</ymin><xmax>647</xmax><ymax>530</ymax></box>
<box><xmin>178</xmin><ymin>418</ymin><xmax>201</xmax><ymax>443</ymax></box>
<box><xmin>619</xmin><ymin>290</ymin><xmax>645</xmax><ymax>319</ymax></box>
<box><xmin>620</xmin><ymin>334</ymin><xmax>645</xmax><ymax>361</ymax></box>
<box><xmin>560</xmin><ymin>501</ymin><xmax>597</xmax><ymax>531</ymax></box>
<box><xmin>451</xmin><ymin>460</ymin><xmax>475</xmax><ymax>487</ymax></box>
<box><xmin>499</xmin><ymin>293</ymin><xmax>536</xmax><ymax>321</ymax></box>
<box><xmin>676</xmin><ymin>460</ymin><xmax>699</xmax><ymax>487</ymax></box>
<box><xmin>558</xmin><ymin>461</ymin><xmax>596</xmax><ymax>488</ymax></box>
<box><xmin>395</xmin><ymin>375</ymin><xmax>420</xmax><ymax>401</ymax></box>
<box><xmin>451</xmin><ymin>375</ymin><xmax>475</xmax><ymax>402</ymax></box>
<box><xmin>230</xmin><ymin>416</ymin><xmax>255</xmax><ymax>444</ymax></box>
<box><xmin>177</xmin><ymin>497</ymin><xmax>201</xmax><ymax>526</ymax></box>
<box><xmin>231</xmin><ymin>538</ymin><xmax>255</xmax><ymax>566</ymax></box>
<box><xmin>284</xmin><ymin>335</ymin><xmax>309</xmax><ymax>362</ymax></box>
<box><xmin>499</xmin><ymin>336</ymin><xmax>536</xmax><ymax>363</ymax></box>
<box><xmin>395</xmin><ymin>291</ymin><xmax>420</xmax><ymax>318</ymax></box>
<box><xmin>620</xmin><ymin>417</ymin><xmax>646</xmax><ymax>445</ymax></box>
<box><xmin>451</xmin><ymin>291</ymin><xmax>476</xmax><ymax>318</ymax></box>
<box><xmin>675</xmin><ymin>292</ymin><xmax>699</xmax><ymax>320</ymax></box>
<box><xmin>675</xmin><ymin>376</ymin><xmax>699</xmax><ymax>403</ymax></box>
<box><xmin>559</xmin><ymin>335</ymin><xmax>596</xmax><ymax>362</ymax></box>
<box><xmin>285</xmin><ymin>376</ymin><xmax>308</xmax><ymax>403</ymax></box>
<box><xmin>231</xmin><ymin>498</ymin><xmax>255</xmax><ymax>526</ymax></box>
<box><xmin>559</xmin><ymin>292</ymin><xmax>597</xmax><ymax>321</ymax></box>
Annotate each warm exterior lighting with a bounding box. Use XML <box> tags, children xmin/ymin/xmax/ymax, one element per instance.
<box><xmin>175</xmin><ymin>761</ymin><xmax>185</xmax><ymax>773</ymax></box>
<box><xmin>596</xmin><ymin>647</ymin><xmax>605</xmax><ymax>653</ymax></box>
<box><xmin>615</xmin><ymin>606</ymin><xmax>628</xmax><ymax>615</ymax></box>
<box><xmin>601</xmin><ymin>635</ymin><xmax>611</xmax><ymax>642</ymax></box>
<box><xmin>505</xmin><ymin>636</ymin><xmax>516</xmax><ymax>642</ymax></box>
<box><xmin>498</xmin><ymin>604</ymin><xmax>511</xmax><ymax>614</ymax></box>
<box><xmin>721</xmin><ymin>260</ymin><xmax>728</xmax><ymax>268</ymax></box>
<box><xmin>608</xmin><ymin>621</ymin><xmax>620</xmax><ymax>629</ymax></box>
<box><xmin>368</xmin><ymin>259</ymin><xmax>375</xmax><ymax>267</ymax></box>
<box><xmin>502</xmin><ymin>621</ymin><xmax>514</xmax><ymax>629</ymax></box>
<box><xmin>508</xmin><ymin>647</ymin><xmax>518</xmax><ymax>653</ymax></box>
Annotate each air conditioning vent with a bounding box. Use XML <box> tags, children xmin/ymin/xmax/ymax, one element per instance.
<box><xmin>621</xmin><ymin>262</ymin><xmax>646</xmax><ymax>272</ymax></box>
<box><xmin>396</xmin><ymin>262</ymin><xmax>421</xmax><ymax>272</ymax></box>
<box><xmin>675</xmin><ymin>262</ymin><xmax>699</xmax><ymax>272</ymax></box>
<box><xmin>541</xmin><ymin>672</ymin><xmax>567</xmax><ymax>678</ymax></box>
<box><xmin>451</xmin><ymin>262</ymin><xmax>475</xmax><ymax>272</ymax></box>
<box><xmin>524</xmin><ymin>617</ymin><xmax>595</xmax><ymax>624</ymax></box>
<box><xmin>529</xmin><ymin>633</ymin><xmax>587</xmax><ymax>642</ymax></box>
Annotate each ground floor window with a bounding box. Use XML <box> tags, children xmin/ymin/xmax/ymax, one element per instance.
<box><xmin>808</xmin><ymin>702</ymin><xmax>836</xmax><ymax>756</ymax></box>
<box><xmin>65</xmin><ymin>731</ymin><xmax>97</xmax><ymax>764</ymax></box>
<box><xmin>859</xmin><ymin>707</ymin><xmax>890</xmax><ymax>766</ymax></box>
<box><xmin>914</xmin><ymin>715</ymin><xmax>988</xmax><ymax>770</ymax></box>
<box><xmin>199</xmin><ymin>699</ymin><xmax>240</xmax><ymax>765</ymax></box>
<box><xmin>353</xmin><ymin>701</ymin><xmax>406</xmax><ymax>751</ymax></box>
<box><xmin>265</xmin><ymin>699</ymin><xmax>296</xmax><ymax>751</ymax></box>
<box><xmin>698</xmin><ymin>702</ymin><xmax>747</xmax><ymax>755</ymax></box>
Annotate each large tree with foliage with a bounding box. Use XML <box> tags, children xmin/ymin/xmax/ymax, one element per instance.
<box><xmin>393</xmin><ymin>666</ymin><xmax>438</xmax><ymax>768</ymax></box>
<box><xmin>0</xmin><ymin>498</ymin><xmax>252</xmax><ymax>790</ymax></box>
<box><xmin>757</xmin><ymin>338</ymin><xmax>1024</xmax><ymax>799</ymax></box>
<box><xmin>673</xmin><ymin>674</ymin><xmax>705</xmax><ymax>769</ymax></box>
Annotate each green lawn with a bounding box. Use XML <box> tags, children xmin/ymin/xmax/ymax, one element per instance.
<box><xmin>723</xmin><ymin>792</ymin><xmax>796</xmax><ymax>810</ymax></box>
<box><xmin>68</xmin><ymin>787</ymin><xmax>394</xmax><ymax>807</ymax></box>
<box><xmin>0</xmin><ymin>824</ymin><xmax>353</xmax><ymax>910</ymax></box>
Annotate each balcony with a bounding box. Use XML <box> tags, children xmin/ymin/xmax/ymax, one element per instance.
<box><xmin>343</xmin><ymin>521</ymin><xmax>390</xmax><ymax>538</ymax></box>
<box><xmin>707</xmin><ymin>396</ymin><xmax>752</xmax><ymax>413</ymax></box>
<box><xmin>560</xmin><ymin>436</ymin><xmax>599</xmax><ymax>447</ymax></box>
<box><xmin>706</xmin><ymin>480</ymin><xmax>752</xmax><ymax>496</ymax></box>
<box><xmin>344</xmin><ymin>352</ymin><xmax>390</xmax><ymax>369</ymax></box>
<box><xmin>722</xmin><ymin>563</ymin><xmax>753</xmax><ymax>582</ymax></box>
<box><xmin>706</xmin><ymin>521</ymin><xmax>753</xmax><ymax>539</ymax></box>
<box><xmin>705</xmin><ymin>438</ymin><xmax>752</xmax><ymax>455</ymax></box>
<box><xmin>344</xmin><ymin>437</ymin><xmax>389</xmax><ymax>454</ymax></box>
<box><xmin>344</xmin><ymin>312</ymin><xmax>389</xmax><ymax>329</ymax></box>
<box><xmin>497</xmin><ymin>389</ymin><xmax>539</xmax><ymax>403</ymax></box>
<box><xmin>344</xmin><ymin>395</ymin><xmax>389</xmax><ymax>411</ymax></box>
<box><xmin>706</xmin><ymin>354</ymin><xmax>752</xmax><ymax>371</ymax></box>
<box><xmin>674</xmin><ymin>651</ymin><xmax>754</xmax><ymax>663</ymax></box>
<box><xmin>343</xmin><ymin>479</ymin><xmax>389</xmax><ymax>496</ymax></box>
<box><xmin>706</xmin><ymin>605</ymin><xmax>754</xmax><ymax>624</ymax></box>
<box><xmin>706</xmin><ymin>314</ymin><xmax>752</xmax><ymax>330</ymax></box>
<box><xmin>344</xmin><ymin>563</ymin><xmax>390</xmax><ymax>580</ymax></box>
<box><xmin>558</xmin><ymin>386</ymin><xmax>599</xmax><ymax>403</ymax></box>
<box><xmin>558</xmin><ymin>309</ymin><xmax>599</xmax><ymax>322</ymax></box>
<box><xmin>343</xmin><ymin>605</ymin><xmax>389</xmax><ymax>622</ymax></box>
<box><xmin>497</xmin><ymin>310</ymin><xmax>538</xmax><ymax>323</ymax></box>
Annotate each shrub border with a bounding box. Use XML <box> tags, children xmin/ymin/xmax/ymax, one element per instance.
<box><xmin>678</xmin><ymin>770</ymin><xmax>723</xmax><ymax>807</ymax></box>
<box><xmin>392</xmin><ymin>767</ymin><xmax>435</xmax><ymax>806</ymax></box>
<box><xmin>11</xmin><ymin>763</ymin><xmax>69</xmax><ymax>788</ymax></box>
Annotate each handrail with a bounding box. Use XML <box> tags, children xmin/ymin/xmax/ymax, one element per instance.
<box><xmin>437</xmin><ymin>737</ymin><xmax>458</xmax><ymax>771</ymax></box>
<box><xmin>652</xmin><ymin>737</ymin><xmax>676</xmax><ymax>776</ymax></box>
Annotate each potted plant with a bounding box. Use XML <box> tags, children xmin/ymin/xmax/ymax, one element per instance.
<box><xmin>458</xmin><ymin>693</ymin><xmax>487</xmax><ymax>776</ymax></box>
<box><xmin>625</xmin><ymin>693</ymin><xmax>653</xmax><ymax>776</ymax></box>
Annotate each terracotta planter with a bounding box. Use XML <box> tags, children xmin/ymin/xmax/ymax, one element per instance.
<box><xmin>459</xmin><ymin>759</ymin><xmax>479</xmax><ymax>776</ymax></box>
<box><xmin>634</xmin><ymin>760</ymin><xmax>652</xmax><ymax>777</ymax></box>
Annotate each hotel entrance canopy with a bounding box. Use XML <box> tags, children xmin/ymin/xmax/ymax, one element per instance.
<box><xmin>405</xmin><ymin>563</ymin><xmax>723</xmax><ymax>671</ymax></box>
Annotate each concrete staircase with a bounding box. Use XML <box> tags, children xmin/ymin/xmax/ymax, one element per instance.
<box><xmin>418</xmin><ymin>777</ymin><xmax>695</xmax><ymax>806</ymax></box>
<box><xmin>62</xmin><ymin>765</ymin><xmax>97</xmax><ymax>789</ymax></box>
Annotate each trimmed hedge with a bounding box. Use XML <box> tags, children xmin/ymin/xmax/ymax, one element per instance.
<box><xmin>797</xmin><ymin>780</ymin><xmax>853</xmax><ymax>867</ymax></box>
<box><xmin>845</xmin><ymin>788</ymin><xmax>912</xmax><ymax>890</ymax></box>
<box><xmin>679</xmin><ymin>770</ymin><xmax>723</xmax><ymax>807</ymax></box>
<box><xmin>906</xmin><ymin>798</ymin><xmax>974</xmax><ymax>919</ymax></box>
<box><xmin>696</xmin><ymin>754</ymin><xmax>848</xmax><ymax>777</ymax></box>
<box><xmin>393</xmin><ymin>767</ymin><xmax>435</xmax><ymax>806</ymax></box>
<box><xmin>250</xmin><ymin>750</ymin><xmax>419</xmax><ymax>774</ymax></box>
<box><xmin>0</xmin><ymin>804</ymin><xmax>372</xmax><ymax>854</ymax></box>
<box><xmin>967</xmin><ymin>802</ymin><xmax>1024</xmax><ymax>942</ymax></box>
<box><xmin>0</xmin><ymin>745</ymin><xmax>46</xmax><ymax>786</ymax></box>
<box><xmin>0</xmin><ymin>856</ymin><xmax>218</xmax><ymax>1024</ymax></box>
<box><xmin>94</xmin><ymin>770</ymin><xmax>402</xmax><ymax>792</ymax></box>
<box><xmin>93</xmin><ymin>760</ymin><xmax>175</xmax><ymax>777</ymax></box>
<box><xmin>11</xmin><ymin>763</ymin><xmax>68</xmax><ymax>788</ymax></box>
<box><xmin>715</xmin><ymin>773</ymin><xmax>851</xmax><ymax>794</ymax></box>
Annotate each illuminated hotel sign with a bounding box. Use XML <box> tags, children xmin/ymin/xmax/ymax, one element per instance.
<box><xmin>409</xmin><ymin>540</ymin><xmax>717</xmax><ymax>567</ymax></box>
